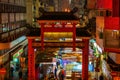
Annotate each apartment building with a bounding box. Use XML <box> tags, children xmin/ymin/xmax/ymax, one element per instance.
<box><xmin>0</xmin><ymin>0</ymin><xmax>28</xmax><ymax>79</ymax></box>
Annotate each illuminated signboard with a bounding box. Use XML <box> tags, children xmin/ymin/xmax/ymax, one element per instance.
<box><xmin>10</xmin><ymin>36</ymin><xmax>26</xmax><ymax>48</ymax></box>
<box><xmin>0</xmin><ymin>57</ymin><xmax>2</xmax><ymax>65</ymax></box>
<box><xmin>13</xmin><ymin>48</ymin><xmax>23</xmax><ymax>58</ymax></box>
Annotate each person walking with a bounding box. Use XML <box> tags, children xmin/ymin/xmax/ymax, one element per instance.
<box><xmin>56</xmin><ymin>67</ymin><xmax>61</xmax><ymax>80</ymax></box>
<box><xmin>18</xmin><ymin>70</ymin><xmax>22</xmax><ymax>80</ymax></box>
<box><xmin>54</xmin><ymin>67</ymin><xmax>57</xmax><ymax>79</ymax></box>
<box><xmin>60</xmin><ymin>68</ymin><xmax>65</xmax><ymax>80</ymax></box>
<box><xmin>94</xmin><ymin>78</ymin><xmax>97</xmax><ymax>80</ymax></box>
<box><xmin>99</xmin><ymin>73</ymin><xmax>104</xmax><ymax>80</ymax></box>
<box><xmin>48</xmin><ymin>72</ymin><xmax>55</xmax><ymax>80</ymax></box>
<box><xmin>44</xmin><ymin>75</ymin><xmax>48</xmax><ymax>80</ymax></box>
<box><xmin>10</xmin><ymin>67</ymin><xmax>14</xmax><ymax>79</ymax></box>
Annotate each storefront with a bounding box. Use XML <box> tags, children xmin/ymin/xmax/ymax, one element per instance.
<box><xmin>62</xmin><ymin>53</ymin><xmax>94</xmax><ymax>79</ymax></box>
<box><xmin>0</xmin><ymin>52</ymin><xmax>9</xmax><ymax>79</ymax></box>
<box><xmin>10</xmin><ymin>48</ymin><xmax>23</xmax><ymax>71</ymax></box>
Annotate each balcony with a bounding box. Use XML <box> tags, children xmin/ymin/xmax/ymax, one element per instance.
<box><xmin>0</xmin><ymin>26</ymin><xmax>29</xmax><ymax>43</ymax></box>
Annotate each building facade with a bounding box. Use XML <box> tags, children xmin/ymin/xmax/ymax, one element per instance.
<box><xmin>0</xmin><ymin>0</ymin><xmax>28</xmax><ymax>79</ymax></box>
<box><xmin>96</xmin><ymin>0</ymin><xmax>120</xmax><ymax>79</ymax></box>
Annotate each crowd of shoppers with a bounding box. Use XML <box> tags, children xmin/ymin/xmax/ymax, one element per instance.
<box><xmin>43</xmin><ymin>66</ymin><xmax>65</xmax><ymax>80</ymax></box>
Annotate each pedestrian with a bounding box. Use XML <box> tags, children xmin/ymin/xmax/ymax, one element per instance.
<box><xmin>57</xmin><ymin>68</ymin><xmax>61</xmax><ymax>80</ymax></box>
<box><xmin>79</xmin><ymin>77</ymin><xmax>82</xmax><ymax>80</ymax></box>
<box><xmin>48</xmin><ymin>72</ymin><xmax>55</xmax><ymax>80</ymax></box>
<box><xmin>16</xmin><ymin>63</ymin><xmax>19</xmax><ymax>71</ymax></box>
<box><xmin>79</xmin><ymin>74</ymin><xmax>82</xmax><ymax>80</ymax></box>
<box><xmin>99</xmin><ymin>73</ymin><xmax>104</xmax><ymax>80</ymax></box>
<box><xmin>10</xmin><ymin>67</ymin><xmax>14</xmax><ymax>78</ymax></box>
<box><xmin>54</xmin><ymin>67</ymin><xmax>57</xmax><ymax>79</ymax></box>
<box><xmin>19</xmin><ymin>70</ymin><xmax>22</xmax><ymax>80</ymax></box>
<box><xmin>94</xmin><ymin>78</ymin><xmax>97</xmax><ymax>80</ymax></box>
<box><xmin>60</xmin><ymin>67</ymin><xmax>65</xmax><ymax>80</ymax></box>
<box><xmin>44</xmin><ymin>75</ymin><xmax>48</xmax><ymax>80</ymax></box>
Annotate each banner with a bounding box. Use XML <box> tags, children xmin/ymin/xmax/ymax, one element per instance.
<box><xmin>112</xmin><ymin>0</ymin><xmax>120</xmax><ymax>17</ymax></box>
<box><xmin>104</xmin><ymin>17</ymin><xmax>119</xmax><ymax>30</ymax></box>
<box><xmin>96</xmin><ymin>0</ymin><xmax>112</xmax><ymax>9</ymax></box>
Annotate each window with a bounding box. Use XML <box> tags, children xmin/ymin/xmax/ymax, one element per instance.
<box><xmin>112</xmin><ymin>30</ymin><xmax>119</xmax><ymax>39</ymax></box>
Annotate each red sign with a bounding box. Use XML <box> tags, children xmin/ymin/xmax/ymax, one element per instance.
<box><xmin>112</xmin><ymin>0</ymin><xmax>120</xmax><ymax>17</ymax></box>
<box><xmin>111</xmin><ymin>72</ymin><xmax>117</xmax><ymax>76</ymax></box>
<box><xmin>104</xmin><ymin>17</ymin><xmax>120</xmax><ymax>30</ymax></box>
<box><xmin>96</xmin><ymin>0</ymin><xmax>112</xmax><ymax>9</ymax></box>
<box><xmin>0</xmin><ymin>68</ymin><xmax>6</xmax><ymax>74</ymax></box>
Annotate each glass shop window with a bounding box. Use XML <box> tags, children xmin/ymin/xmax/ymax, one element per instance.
<box><xmin>3</xmin><ymin>24</ymin><xmax>9</xmax><ymax>32</ymax></box>
<box><xmin>112</xmin><ymin>30</ymin><xmax>119</xmax><ymax>39</ymax></box>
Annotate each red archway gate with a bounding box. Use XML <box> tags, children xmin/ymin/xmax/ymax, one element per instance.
<box><xmin>27</xmin><ymin>12</ymin><xmax>90</xmax><ymax>80</ymax></box>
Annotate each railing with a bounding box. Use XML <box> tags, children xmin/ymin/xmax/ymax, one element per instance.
<box><xmin>0</xmin><ymin>26</ymin><xmax>29</xmax><ymax>42</ymax></box>
<box><xmin>32</xmin><ymin>41</ymin><xmax>84</xmax><ymax>48</ymax></box>
<box><xmin>0</xmin><ymin>2</ymin><xmax>26</xmax><ymax>13</ymax></box>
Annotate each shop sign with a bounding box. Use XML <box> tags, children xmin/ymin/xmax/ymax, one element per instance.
<box><xmin>0</xmin><ymin>57</ymin><xmax>2</xmax><ymax>65</ymax></box>
<box><xmin>13</xmin><ymin>53</ymin><xmax>19</xmax><ymax>58</ymax></box>
<box><xmin>0</xmin><ymin>68</ymin><xmax>6</xmax><ymax>74</ymax></box>
<box><xmin>19</xmin><ymin>48</ymin><xmax>24</xmax><ymax>55</ymax></box>
<box><xmin>0</xmin><ymin>53</ymin><xmax>9</xmax><ymax>65</ymax></box>
<box><xmin>20</xmin><ymin>57</ymin><xmax>25</xmax><ymax>63</ymax></box>
<box><xmin>111</xmin><ymin>71</ymin><xmax>117</xmax><ymax>76</ymax></box>
<box><xmin>2</xmin><ymin>54</ymin><xmax>9</xmax><ymax>64</ymax></box>
<box><xmin>20</xmin><ymin>57</ymin><xmax>26</xmax><ymax>67</ymax></box>
<box><xmin>13</xmin><ymin>48</ymin><xmax>23</xmax><ymax>58</ymax></box>
<box><xmin>96</xmin><ymin>0</ymin><xmax>112</xmax><ymax>9</ymax></box>
<box><xmin>10</xmin><ymin>36</ymin><xmax>26</xmax><ymax>48</ymax></box>
<box><xmin>104</xmin><ymin>17</ymin><xmax>119</xmax><ymax>30</ymax></box>
<box><xmin>62</xmin><ymin>56</ymin><xmax>77</xmax><ymax>62</ymax></box>
<box><xmin>114</xmin><ymin>77</ymin><xmax>120</xmax><ymax>80</ymax></box>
